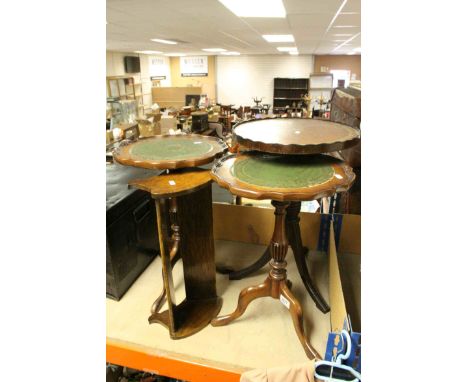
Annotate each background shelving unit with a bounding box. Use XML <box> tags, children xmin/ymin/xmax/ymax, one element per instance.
<box><xmin>309</xmin><ymin>73</ymin><xmax>334</xmax><ymax>102</ymax></box>
<box><xmin>106</xmin><ymin>75</ymin><xmax>145</xmax><ymax>115</ymax></box>
<box><xmin>273</xmin><ymin>77</ymin><xmax>309</xmax><ymax>114</ymax></box>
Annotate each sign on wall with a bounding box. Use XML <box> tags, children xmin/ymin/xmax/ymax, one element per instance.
<box><xmin>180</xmin><ymin>56</ymin><xmax>208</xmax><ymax>77</ymax></box>
<box><xmin>149</xmin><ymin>57</ymin><xmax>167</xmax><ymax>77</ymax></box>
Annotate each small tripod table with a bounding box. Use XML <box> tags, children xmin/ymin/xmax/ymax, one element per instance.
<box><xmin>113</xmin><ymin>134</ymin><xmax>227</xmax><ymax>338</ymax></box>
<box><xmin>228</xmin><ymin>118</ymin><xmax>361</xmax><ymax>313</ymax></box>
<box><xmin>210</xmin><ymin>153</ymin><xmax>355</xmax><ymax>359</ymax></box>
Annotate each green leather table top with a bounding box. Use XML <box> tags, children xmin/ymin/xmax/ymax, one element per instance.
<box><xmin>130</xmin><ymin>137</ymin><xmax>214</xmax><ymax>161</ymax></box>
<box><xmin>231</xmin><ymin>155</ymin><xmax>335</xmax><ymax>189</ymax></box>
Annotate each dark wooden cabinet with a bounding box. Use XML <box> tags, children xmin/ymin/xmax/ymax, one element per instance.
<box><xmin>106</xmin><ymin>164</ymin><xmax>161</xmax><ymax>300</ymax></box>
<box><xmin>273</xmin><ymin>77</ymin><xmax>309</xmax><ymax>113</ymax></box>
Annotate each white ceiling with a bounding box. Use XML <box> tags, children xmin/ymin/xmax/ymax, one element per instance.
<box><xmin>106</xmin><ymin>0</ymin><xmax>361</xmax><ymax>55</ymax></box>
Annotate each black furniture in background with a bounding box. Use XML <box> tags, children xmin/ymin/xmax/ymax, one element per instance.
<box><xmin>106</xmin><ymin>163</ymin><xmax>161</xmax><ymax>300</ymax></box>
<box><xmin>273</xmin><ymin>77</ymin><xmax>309</xmax><ymax>114</ymax></box>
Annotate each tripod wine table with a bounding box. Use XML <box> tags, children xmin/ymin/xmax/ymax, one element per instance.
<box><xmin>227</xmin><ymin>118</ymin><xmax>361</xmax><ymax>314</ymax></box>
<box><xmin>210</xmin><ymin>152</ymin><xmax>355</xmax><ymax>359</ymax></box>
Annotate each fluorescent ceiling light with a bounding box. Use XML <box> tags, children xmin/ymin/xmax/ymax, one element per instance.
<box><xmin>220</xmin><ymin>51</ymin><xmax>241</xmax><ymax>55</ymax></box>
<box><xmin>347</xmin><ymin>52</ymin><xmax>355</xmax><ymax>55</ymax></box>
<box><xmin>218</xmin><ymin>0</ymin><xmax>286</xmax><ymax>18</ymax></box>
<box><xmin>151</xmin><ymin>38</ymin><xmax>177</xmax><ymax>45</ymax></box>
<box><xmin>325</xmin><ymin>0</ymin><xmax>348</xmax><ymax>34</ymax></box>
<box><xmin>134</xmin><ymin>50</ymin><xmax>163</xmax><ymax>54</ymax></box>
<box><xmin>333</xmin><ymin>33</ymin><xmax>360</xmax><ymax>51</ymax></box>
<box><xmin>289</xmin><ymin>51</ymin><xmax>299</xmax><ymax>55</ymax></box>
<box><xmin>164</xmin><ymin>53</ymin><xmax>186</xmax><ymax>57</ymax></box>
<box><xmin>202</xmin><ymin>48</ymin><xmax>227</xmax><ymax>52</ymax></box>
<box><xmin>353</xmin><ymin>47</ymin><xmax>361</xmax><ymax>52</ymax></box>
<box><xmin>277</xmin><ymin>47</ymin><xmax>297</xmax><ymax>52</ymax></box>
<box><xmin>262</xmin><ymin>34</ymin><xmax>294</xmax><ymax>43</ymax></box>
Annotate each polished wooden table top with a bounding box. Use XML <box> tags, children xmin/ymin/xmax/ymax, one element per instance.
<box><xmin>113</xmin><ymin>134</ymin><xmax>227</xmax><ymax>170</ymax></box>
<box><xmin>129</xmin><ymin>168</ymin><xmax>212</xmax><ymax>198</ymax></box>
<box><xmin>233</xmin><ymin>118</ymin><xmax>360</xmax><ymax>155</ymax></box>
<box><xmin>211</xmin><ymin>152</ymin><xmax>355</xmax><ymax>202</ymax></box>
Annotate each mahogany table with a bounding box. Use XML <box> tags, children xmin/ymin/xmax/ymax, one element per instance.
<box><xmin>233</xmin><ymin>117</ymin><xmax>360</xmax><ymax>155</ymax></box>
<box><xmin>210</xmin><ymin>152</ymin><xmax>355</xmax><ymax>359</ymax></box>
<box><xmin>228</xmin><ymin>118</ymin><xmax>360</xmax><ymax>313</ymax></box>
<box><xmin>113</xmin><ymin>134</ymin><xmax>227</xmax><ymax>338</ymax></box>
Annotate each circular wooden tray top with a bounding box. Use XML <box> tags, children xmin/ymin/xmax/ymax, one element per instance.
<box><xmin>113</xmin><ymin>134</ymin><xmax>228</xmax><ymax>170</ymax></box>
<box><xmin>233</xmin><ymin>118</ymin><xmax>360</xmax><ymax>155</ymax></box>
<box><xmin>211</xmin><ymin>152</ymin><xmax>355</xmax><ymax>201</ymax></box>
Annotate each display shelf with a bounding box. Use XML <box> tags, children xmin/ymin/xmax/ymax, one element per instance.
<box><xmin>273</xmin><ymin>77</ymin><xmax>309</xmax><ymax>112</ymax></box>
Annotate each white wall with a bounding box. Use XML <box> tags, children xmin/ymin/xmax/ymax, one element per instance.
<box><xmin>106</xmin><ymin>51</ymin><xmax>171</xmax><ymax>108</ymax></box>
<box><xmin>215</xmin><ymin>55</ymin><xmax>314</xmax><ymax>107</ymax></box>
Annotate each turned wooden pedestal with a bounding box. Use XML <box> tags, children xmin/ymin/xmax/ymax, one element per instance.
<box><xmin>221</xmin><ymin>200</ymin><xmax>330</xmax><ymax>313</ymax></box>
<box><xmin>130</xmin><ymin>169</ymin><xmax>222</xmax><ymax>339</ymax></box>
<box><xmin>211</xmin><ymin>201</ymin><xmax>321</xmax><ymax>359</ymax></box>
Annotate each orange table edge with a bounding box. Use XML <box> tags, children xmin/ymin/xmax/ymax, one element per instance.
<box><xmin>106</xmin><ymin>338</ymin><xmax>243</xmax><ymax>382</ymax></box>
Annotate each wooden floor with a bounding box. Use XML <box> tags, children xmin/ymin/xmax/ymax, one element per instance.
<box><xmin>106</xmin><ymin>239</ymin><xmax>346</xmax><ymax>377</ymax></box>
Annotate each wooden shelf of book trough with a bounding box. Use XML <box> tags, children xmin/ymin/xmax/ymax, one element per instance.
<box><xmin>107</xmin><ymin>202</ymin><xmax>360</xmax><ymax>382</ymax></box>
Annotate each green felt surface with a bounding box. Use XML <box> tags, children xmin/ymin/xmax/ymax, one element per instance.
<box><xmin>232</xmin><ymin>155</ymin><xmax>335</xmax><ymax>189</ymax></box>
<box><xmin>129</xmin><ymin>138</ymin><xmax>214</xmax><ymax>161</ymax></box>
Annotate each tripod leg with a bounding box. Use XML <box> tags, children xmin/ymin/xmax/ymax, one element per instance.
<box><xmin>286</xmin><ymin>202</ymin><xmax>330</xmax><ymax>313</ymax></box>
<box><xmin>280</xmin><ymin>282</ymin><xmax>322</xmax><ymax>360</ymax></box>
<box><xmin>211</xmin><ymin>278</ymin><xmax>271</xmax><ymax>326</ymax></box>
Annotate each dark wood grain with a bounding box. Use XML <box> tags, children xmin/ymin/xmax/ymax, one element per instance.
<box><xmin>177</xmin><ymin>184</ymin><xmax>218</xmax><ymax>301</ymax></box>
<box><xmin>139</xmin><ymin>171</ymin><xmax>222</xmax><ymax>339</ymax></box>
<box><xmin>233</xmin><ymin>118</ymin><xmax>360</xmax><ymax>155</ymax></box>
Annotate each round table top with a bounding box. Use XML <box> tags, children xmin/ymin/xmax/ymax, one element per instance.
<box><xmin>113</xmin><ymin>134</ymin><xmax>227</xmax><ymax>170</ymax></box>
<box><xmin>233</xmin><ymin>118</ymin><xmax>360</xmax><ymax>155</ymax></box>
<box><xmin>211</xmin><ymin>152</ymin><xmax>355</xmax><ymax>202</ymax></box>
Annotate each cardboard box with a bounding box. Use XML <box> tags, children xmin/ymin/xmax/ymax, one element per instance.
<box><xmin>327</xmin><ymin>218</ymin><xmax>361</xmax><ymax>372</ymax></box>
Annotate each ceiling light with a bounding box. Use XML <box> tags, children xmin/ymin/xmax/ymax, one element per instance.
<box><xmin>151</xmin><ymin>38</ymin><xmax>178</xmax><ymax>45</ymax></box>
<box><xmin>262</xmin><ymin>34</ymin><xmax>295</xmax><ymax>43</ymax></box>
<box><xmin>202</xmin><ymin>48</ymin><xmax>227</xmax><ymax>52</ymax></box>
<box><xmin>289</xmin><ymin>51</ymin><xmax>299</xmax><ymax>55</ymax></box>
<box><xmin>220</xmin><ymin>51</ymin><xmax>241</xmax><ymax>55</ymax></box>
<box><xmin>353</xmin><ymin>47</ymin><xmax>361</xmax><ymax>52</ymax></box>
<box><xmin>333</xmin><ymin>33</ymin><xmax>360</xmax><ymax>51</ymax></box>
<box><xmin>218</xmin><ymin>0</ymin><xmax>286</xmax><ymax>18</ymax></box>
<box><xmin>164</xmin><ymin>53</ymin><xmax>186</xmax><ymax>57</ymax></box>
<box><xmin>277</xmin><ymin>47</ymin><xmax>297</xmax><ymax>52</ymax></box>
<box><xmin>347</xmin><ymin>52</ymin><xmax>355</xmax><ymax>55</ymax></box>
<box><xmin>134</xmin><ymin>50</ymin><xmax>163</xmax><ymax>55</ymax></box>
<box><xmin>325</xmin><ymin>0</ymin><xmax>348</xmax><ymax>34</ymax></box>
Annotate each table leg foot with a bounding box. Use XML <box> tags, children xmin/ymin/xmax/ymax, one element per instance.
<box><xmin>287</xmin><ymin>201</ymin><xmax>330</xmax><ymax>313</ymax></box>
<box><xmin>280</xmin><ymin>281</ymin><xmax>322</xmax><ymax>360</ymax></box>
<box><xmin>211</xmin><ymin>278</ymin><xmax>271</xmax><ymax>327</ymax></box>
